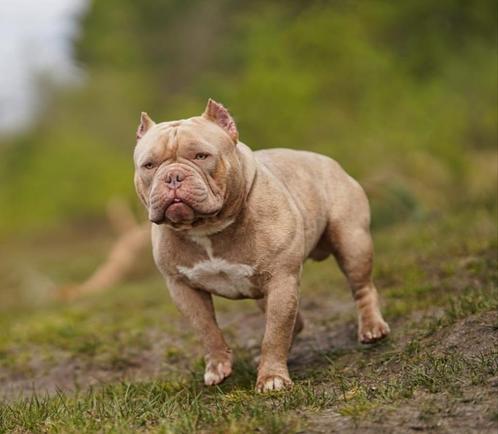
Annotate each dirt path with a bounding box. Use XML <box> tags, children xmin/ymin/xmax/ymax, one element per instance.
<box><xmin>1</xmin><ymin>283</ymin><xmax>497</xmax><ymax>433</ymax></box>
<box><xmin>0</xmin><ymin>295</ymin><xmax>355</xmax><ymax>399</ymax></box>
<box><xmin>302</xmin><ymin>310</ymin><xmax>498</xmax><ymax>433</ymax></box>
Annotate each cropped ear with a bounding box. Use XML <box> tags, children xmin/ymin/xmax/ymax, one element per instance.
<box><xmin>136</xmin><ymin>112</ymin><xmax>155</xmax><ymax>140</ymax></box>
<box><xmin>202</xmin><ymin>99</ymin><xmax>239</xmax><ymax>144</ymax></box>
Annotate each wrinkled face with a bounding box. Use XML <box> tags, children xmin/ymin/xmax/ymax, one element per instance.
<box><xmin>134</xmin><ymin>113</ymin><xmax>239</xmax><ymax>230</ymax></box>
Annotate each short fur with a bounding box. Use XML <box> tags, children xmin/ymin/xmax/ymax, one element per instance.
<box><xmin>133</xmin><ymin>99</ymin><xmax>390</xmax><ymax>392</ymax></box>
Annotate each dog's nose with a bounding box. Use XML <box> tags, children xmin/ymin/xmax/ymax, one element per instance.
<box><xmin>165</xmin><ymin>169</ymin><xmax>185</xmax><ymax>189</ymax></box>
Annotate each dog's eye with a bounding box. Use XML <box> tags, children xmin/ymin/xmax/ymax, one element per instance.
<box><xmin>194</xmin><ymin>153</ymin><xmax>209</xmax><ymax>160</ymax></box>
<box><xmin>142</xmin><ymin>162</ymin><xmax>155</xmax><ymax>169</ymax></box>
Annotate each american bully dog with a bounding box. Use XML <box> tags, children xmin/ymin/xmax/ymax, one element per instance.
<box><xmin>133</xmin><ymin>99</ymin><xmax>390</xmax><ymax>392</ymax></box>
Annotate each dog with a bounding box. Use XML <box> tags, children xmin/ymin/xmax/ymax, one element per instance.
<box><xmin>133</xmin><ymin>99</ymin><xmax>390</xmax><ymax>392</ymax></box>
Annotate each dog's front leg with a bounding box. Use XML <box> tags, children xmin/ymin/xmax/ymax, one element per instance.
<box><xmin>256</xmin><ymin>274</ymin><xmax>299</xmax><ymax>392</ymax></box>
<box><xmin>166</xmin><ymin>277</ymin><xmax>232</xmax><ymax>386</ymax></box>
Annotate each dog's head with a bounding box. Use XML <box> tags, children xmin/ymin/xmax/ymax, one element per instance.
<box><xmin>134</xmin><ymin>99</ymin><xmax>249</xmax><ymax>232</ymax></box>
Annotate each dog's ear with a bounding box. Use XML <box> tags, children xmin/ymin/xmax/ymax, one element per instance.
<box><xmin>202</xmin><ymin>99</ymin><xmax>239</xmax><ymax>144</ymax></box>
<box><xmin>136</xmin><ymin>112</ymin><xmax>155</xmax><ymax>140</ymax></box>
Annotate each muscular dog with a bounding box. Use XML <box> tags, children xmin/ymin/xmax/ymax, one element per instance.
<box><xmin>133</xmin><ymin>99</ymin><xmax>390</xmax><ymax>392</ymax></box>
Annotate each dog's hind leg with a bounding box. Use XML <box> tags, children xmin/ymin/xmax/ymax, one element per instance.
<box><xmin>324</xmin><ymin>181</ymin><xmax>390</xmax><ymax>343</ymax></box>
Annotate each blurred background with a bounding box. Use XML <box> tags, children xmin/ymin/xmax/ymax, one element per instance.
<box><xmin>0</xmin><ymin>0</ymin><xmax>496</xmax><ymax>310</ymax></box>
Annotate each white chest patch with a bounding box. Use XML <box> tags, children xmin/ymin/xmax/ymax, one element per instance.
<box><xmin>177</xmin><ymin>258</ymin><xmax>255</xmax><ymax>298</ymax></box>
<box><xmin>177</xmin><ymin>232</ymin><xmax>256</xmax><ymax>298</ymax></box>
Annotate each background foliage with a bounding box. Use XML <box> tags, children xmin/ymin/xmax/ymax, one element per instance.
<box><xmin>0</xmin><ymin>0</ymin><xmax>496</xmax><ymax>235</ymax></box>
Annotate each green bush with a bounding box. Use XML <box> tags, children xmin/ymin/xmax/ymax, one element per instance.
<box><xmin>0</xmin><ymin>0</ymin><xmax>496</xmax><ymax>235</ymax></box>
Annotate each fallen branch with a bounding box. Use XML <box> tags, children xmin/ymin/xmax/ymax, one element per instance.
<box><xmin>58</xmin><ymin>200</ymin><xmax>151</xmax><ymax>300</ymax></box>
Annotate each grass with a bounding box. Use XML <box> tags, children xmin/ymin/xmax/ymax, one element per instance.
<box><xmin>4</xmin><ymin>343</ymin><xmax>493</xmax><ymax>433</ymax></box>
<box><xmin>0</xmin><ymin>207</ymin><xmax>497</xmax><ymax>433</ymax></box>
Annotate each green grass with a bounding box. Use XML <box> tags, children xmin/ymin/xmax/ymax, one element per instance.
<box><xmin>0</xmin><ymin>381</ymin><xmax>312</xmax><ymax>433</ymax></box>
<box><xmin>1</xmin><ymin>295</ymin><xmax>496</xmax><ymax>433</ymax></box>
<box><xmin>0</xmin><ymin>208</ymin><xmax>497</xmax><ymax>433</ymax></box>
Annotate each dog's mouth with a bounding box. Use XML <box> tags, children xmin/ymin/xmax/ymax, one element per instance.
<box><xmin>151</xmin><ymin>196</ymin><xmax>213</xmax><ymax>225</ymax></box>
<box><xmin>164</xmin><ymin>200</ymin><xmax>194</xmax><ymax>223</ymax></box>
<box><xmin>148</xmin><ymin>179</ymin><xmax>224</xmax><ymax>226</ymax></box>
<box><xmin>150</xmin><ymin>199</ymin><xmax>222</xmax><ymax>227</ymax></box>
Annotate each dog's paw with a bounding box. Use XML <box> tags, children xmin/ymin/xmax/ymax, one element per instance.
<box><xmin>204</xmin><ymin>358</ymin><xmax>232</xmax><ymax>386</ymax></box>
<box><xmin>359</xmin><ymin>316</ymin><xmax>390</xmax><ymax>344</ymax></box>
<box><xmin>256</xmin><ymin>374</ymin><xmax>293</xmax><ymax>393</ymax></box>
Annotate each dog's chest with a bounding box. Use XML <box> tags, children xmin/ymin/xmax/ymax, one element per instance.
<box><xmin>176</xmin><ymin>235</ymin><xmax>257</xmax><ymax>299</ymax></box>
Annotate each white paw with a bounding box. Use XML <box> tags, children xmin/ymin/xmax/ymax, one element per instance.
<box><xmin>359</xmin><ymin>317</ymin><xmax>390</xmax><ymax>344</ymax></box>
<box><xmin>256</xmin><ymin>374</ymin><xmax>293</xmax><ymax>392</ymax></box>
<box><xmin>204</xmin><ymin>360</ymin><xmax>232</xmax><ymax>386</ymax></box>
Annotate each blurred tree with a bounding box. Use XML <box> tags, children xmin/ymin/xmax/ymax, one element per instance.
<box><xmin>0</xmin><ymin>0</ymin><xmax>496</xmax><ymax>235</ymax></box>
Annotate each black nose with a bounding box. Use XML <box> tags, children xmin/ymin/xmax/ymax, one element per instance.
<box><xmin>165</xmin><ymin>170</ymin><xmax>185</xmax><ymax>189</ymax></box>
